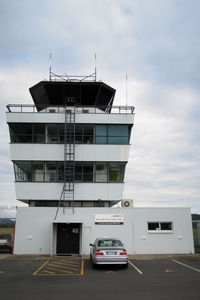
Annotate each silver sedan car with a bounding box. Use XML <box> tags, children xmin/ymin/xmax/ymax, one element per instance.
<box><xmin>89</xmin><ymin>238</ymin><xmax>128</xmax><ymax>268</ymax></box>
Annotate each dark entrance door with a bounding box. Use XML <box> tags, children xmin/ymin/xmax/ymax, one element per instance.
<box><xmin>56</xmin><ymin>223</ymin><xmax>80</xmax><ymax>255</ymax></box>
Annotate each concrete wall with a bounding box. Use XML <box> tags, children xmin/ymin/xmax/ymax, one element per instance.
<box><xmin>13</xmin><ymin>207</ymin><xmax>194</xmax><ymax>255</ymax></box>
<box><xmin>15</xmin><ymin>182</ymin><xmax>124</xmax><ymax>201</ymax></box>
<box><xmin>10</xmin><ymin>144</ymin><xmax>130</xmax><ymax>162</ymax></box>
<box><xmin>6</xmin><ymin>112</ymin><xmax>134</xmax><ymax>125</ymax></box>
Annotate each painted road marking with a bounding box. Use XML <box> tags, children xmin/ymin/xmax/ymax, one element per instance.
<box><xmin>33</xmin><ymin>258</ymin><xmax>84</xmax><ymax>276</ymax></box>
<box><xmin>172</xmin><ymin>259</ymin><xmax>200</xmax><ymax>273</ymax></box>
<box><xmin>33</xmin><ymin>259</ymin><xmax>49</xmax><ymax>276</ymax></box>
<box><xmin>128</xmin><ymin>260</ymin><xmax>143</xmax><ymax>275</ymax></box>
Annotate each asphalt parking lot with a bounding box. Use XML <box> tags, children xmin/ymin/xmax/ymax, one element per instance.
<box><xmin>0</xmin><ymin>255</ymin><xmax>200</xmax><ymax>300</ymax></box>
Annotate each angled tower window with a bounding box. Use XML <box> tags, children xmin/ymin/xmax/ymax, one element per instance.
<box><xmin>108</xmin><ymin>163</ymin><xmax>125</xmax><ymax>182</ymax></box>
<box><xmin>9</xmin><ymin>123</ymin><xmax>32</xmax><ymax>143</ymax></box>
<box><xmin>14</xmin><ymin>161</ymin><xmax>32</xmax><ymax>181</ymax></box>
<box><xmin>108</xmin><ymin>125</ymin><xmax>129</xmax><ymax>144</ymax></box>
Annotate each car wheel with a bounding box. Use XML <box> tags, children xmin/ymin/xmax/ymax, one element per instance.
<box><xmin>92</xmin><ymin>262</ymin><xmax>97</xmax><ymax>269</ymax></box>
<box><xmin>123</xmin><ymin>263</ymin><xmax>128</xmax><ymax>269</ymax></box>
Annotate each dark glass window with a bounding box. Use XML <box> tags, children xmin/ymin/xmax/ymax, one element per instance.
<box><xmin>10</xmin><ymin>123</ymin><xmax>32</xmax><ymax>143</ymax></box>
<box><xmin>33</xmin><ymin>124</ymin><xmax>45</xmax><ymax>143</ymax></box>
<box><xmin>83</xmin><ymin>163</ymin><xmax>93</xmax><ymax>182</ymax></box>
<box><xmin>108</xmin><ymin>125</ymin><xmax>129</xmax><ymax>144</ymax></box>
<box><xmin>148</xmin><ymin>222</ymin><xmax>173</xmax><ymax>231</ymax></box>
<box><xmin>96</xmin><ymin>125</ymin><xmax>107</xmax><ymax>144</ymax></box>
<box><xmin>83</xmin><ymin>125</ymin><xmax>94</xmax><ymax>144</ymax></box>
<box><xmin>161</xmin><ymin>222</ymin><xmax>172</xmax><ymax>230</ymax></box>
<box><xmin>148</xmin><ymin>222</ymin><xmax>160</xmax><ymax>231</ymax></box>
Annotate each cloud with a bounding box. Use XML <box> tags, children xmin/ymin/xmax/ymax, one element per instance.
<box><xmin>0</xmin><ymin>0</ymin><xmax>200</xmax><ymax>215</ymax></box>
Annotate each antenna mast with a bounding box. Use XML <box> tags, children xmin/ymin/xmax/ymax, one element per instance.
<box><xmin>126</xmin><ymin>74</ymin><xmax>128</xmax><ymax>106</ymax></box>
<box><xmin>49</xmin><ymin>53</ymin><xmax>52</xmax><ymax>81</ymax></box>
<box><xmin>95</xmin><ymin>54</ymin><xmax>97</xmax><ymax>81</ymax></box>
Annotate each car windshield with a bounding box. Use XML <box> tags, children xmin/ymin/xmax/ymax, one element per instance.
<box><xmin>97</xmin><ymin>239</ymin><xmax>123</xmax><ymax>247</ymax></box>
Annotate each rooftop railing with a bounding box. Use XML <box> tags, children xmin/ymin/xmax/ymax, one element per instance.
<box><xmin>6</xmin><ymin>104</ymin><xmax>135</xmax><ymax>114</ymax></box>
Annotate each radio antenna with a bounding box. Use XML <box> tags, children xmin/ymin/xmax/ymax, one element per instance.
<box><xmin>95</xmin><ymin>54</ymin><xmax>97</xmax><ymax>81</ymax></box>
<box><xmin>126</xmin><ymin>74</ymin><xmax>128</xmax><ymax>106</ymax></box>
<box><xmin>49</xmin><ymin>53</ymin><xmax>52</xmax><ymax>81</ymax></box>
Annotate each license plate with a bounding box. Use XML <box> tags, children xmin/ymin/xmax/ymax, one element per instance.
<box><xmin>106</xmin><ymin>251</ymin><xmax>117</xmax><ymax>255</ymax></box>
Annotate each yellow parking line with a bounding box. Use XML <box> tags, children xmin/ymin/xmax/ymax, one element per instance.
<box><xmin>33</xmin><ymin>259</ymin><xmax>49</xmax><ymax>276</ymax></box>
<box><xmin>81</xmin><ymin>260</ymin><xmax>84</xmax><ymax>276</ymax></box>
<box><xmin>53</xmin><ymin>261</ymin><xmax>79</xmax><ymax>267</ymax></box>
<box><xmin>48</xmin><ymin>263</ymin><xmax>78</xmax><ymax>270</ymax></box>
<box><xmin>56</xmin><ymin>261</ymin><xmax>80</xmax><ymax>265</ymax></box>
<box><xmin>43</xmin><ymin>270</ymin><xmax>55</xmax><ymax>274</ymax></box>
<box><xmin>47</xmin><ymin>267</ymin><xmax>74</xmax><ymax>274</ymax></box>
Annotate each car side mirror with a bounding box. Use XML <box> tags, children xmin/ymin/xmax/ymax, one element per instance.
<box><xmin>89</xmin><ymin>243</ymin><xmax>94</xmax><ymax>247</ymax></box>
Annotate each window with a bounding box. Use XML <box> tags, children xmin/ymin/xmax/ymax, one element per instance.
<box><xmin>45</xmin><ymin>162</ymin><xmax>57</xmax><ymax>182</ymax></box>
<box><xmin>108</xmin><ymin>163</ymin><xmax>124</xmax><ymax>182</ymax></box>
<box><xmin>108</xmin><ymin>125</ymin><xmax>129</xmax><ymax>144</ymax></box>
<box><xmin>148</xmin><ymin>222</ymin><xmax>173</xmax><ymax>232</ymax></box>
<box><xmin>47</xmin><ymin>124</ymin><xmax>58</xmax><ymax>143</ymax></box>
<box><xmin>33</xmin><ymin>124</ymin><xmax>45</xmax><ymax>143</ymax></box>
<box><xmin>83</xmin><ymin>125</ymin><xmax>94</xmax><ymax>144</ymax></box>
<box><xmin>9</xmin><ymin>123</ymin><xmax>33</xmax><ymax>143</ymax></box>
<box><xmin>83</xmin><ymin>163</ymin><xmax>93</xmax><ymax>182</ymax></box>
<box><xmin>95</xmin><ymin>163</ymin><xmax>107</xmax><ymax>182</ymax></box>
<box><xmin>9</xmin><ymin>123</ymin><xmax>132</xmax><ymax>144</ymax></box>
<box><xmin>32</xmin><ymin>162</ymin><xmax>44</xmax><ymax>181</ymax></box>
<box><xmin>96</xmin><ymin>125</ymin><xmax>107</xmax><ymax>144</ymax></box>
<box><xmin>14</xmin><ymin>161</ymin><xmax>32</xmax><ymax>181</ymax></box>
<box><xmin>97</xmin><ymin>239</ymin><xmax>123</xmax><ymax>247</ymax></box>
<box><xmin>13</xmin><ymin>161</ymin><xmax>125</xmax><ymax>183</ymax></box>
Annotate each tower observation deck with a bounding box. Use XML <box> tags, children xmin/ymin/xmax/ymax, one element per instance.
<box><xmin>6</xmin><ymin>72</ymin><xmax>135</xmax><ymax>212</ymax></box>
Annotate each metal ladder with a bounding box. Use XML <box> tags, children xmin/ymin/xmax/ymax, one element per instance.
<box><xmin>54</xmin><ymin>106</ymin><xmax>75</xmax><ymax>219</ymax></box>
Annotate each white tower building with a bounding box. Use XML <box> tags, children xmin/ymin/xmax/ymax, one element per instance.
<box><xmin>6</xmin><ymin>72</ymin><xmax>194</xmax><ymax>255</ymax></box>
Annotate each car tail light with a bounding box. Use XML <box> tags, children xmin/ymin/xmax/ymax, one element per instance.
<box><xmin>120</xmin><ymin>249</ymin><xmax>127</xmax><ymax>256</ymax></box>
<box><xmin>95</xmin><ymin>250</ymin><xmax>104</xmax><ymax>256</ymax></box>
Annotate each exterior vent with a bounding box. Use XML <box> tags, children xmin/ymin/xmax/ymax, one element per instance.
<box><xmin>121</xmin><ymin>199</ymin><xmax>134</xmax><ymax>208</ymax></box>
<box><xmin>82</xmin><ymin>109</ymin><xmax>89</xmax><ymax>113</ymax></box>
<box><xmin>48</xmin><ymin>108</ymin><xmax>56</xmax><ymax>113</ymax></box>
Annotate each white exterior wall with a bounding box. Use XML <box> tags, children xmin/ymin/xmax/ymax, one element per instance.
<box><xmin>15</xmin><ymin>182</ymin><xmax>124</xmax><ymax>201</ymax></box>
<box><xmin>10</xmin><ymin>144</ymin><xmax>130</xmax><ymax>162</ymax></box>
<box><xmin>13</xmin><ymin>207</ymin><xmax>194</xmax><ymax>255</ymax></box>
<box><xmin>6</xmin><ymin>112</ymin><xmax>134</xmax><ymax>125</ymax></box>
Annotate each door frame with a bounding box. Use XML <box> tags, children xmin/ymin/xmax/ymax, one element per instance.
<box><xmin>51</xmin><ymin>221</ymin><xmax>82</xmax><ymax>256</ymax></box>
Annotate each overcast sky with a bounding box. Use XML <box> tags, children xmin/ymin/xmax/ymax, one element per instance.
<box><xmin>0</xmin><ymin>0</ymin><xmax>200</xmax><ymax>217</ymax></box>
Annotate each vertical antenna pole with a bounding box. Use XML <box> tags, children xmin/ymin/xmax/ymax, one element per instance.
<box><xmin>49</xmin><ymin>53</ymin><xmax>52</xmax><ymax>81</ymax></box>
<box><xmin>126</xmin><ymin>74</ymin><xmax>128</xmax><ymax>106</ymax></box>
<box><xmin>95</xmin><ymin>54</ymin><xmax>97</xmax><ymax>81</ymax></box>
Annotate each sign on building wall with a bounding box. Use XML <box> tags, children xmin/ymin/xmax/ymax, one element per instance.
<box><xmin>95</xmin><ymin>214</ymin><xmax>124</xmax><ymax>225</ymax></box>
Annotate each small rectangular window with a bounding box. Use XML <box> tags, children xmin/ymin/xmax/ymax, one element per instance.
<box><xmin>148</xmin><ymin>222</ymin><xmax>173</xmax><ymax>231</ymax></box>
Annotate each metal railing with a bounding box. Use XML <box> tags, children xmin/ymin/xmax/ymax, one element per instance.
<box><xmin>6</xmin><ymin>104</ymin><xmax>135</xmax><ymax>114</ymax></box>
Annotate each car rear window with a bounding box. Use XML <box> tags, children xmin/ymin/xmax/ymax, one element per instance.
<box><xmin>97</xmin><ymin>239</ymin><xmax>123</xmax><ymax>247</ymax></box>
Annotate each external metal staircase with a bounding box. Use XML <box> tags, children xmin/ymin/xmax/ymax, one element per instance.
<box><xmin>54</xmin><ymin>104</ymin><xmax>75</xmax><ymax>219</ymax></box>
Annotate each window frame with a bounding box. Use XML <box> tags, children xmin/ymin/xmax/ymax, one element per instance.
<box><xmin>147</xmin><ymin>221</ymin><xmax>173</xmax><ymax>233</ymax></box>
